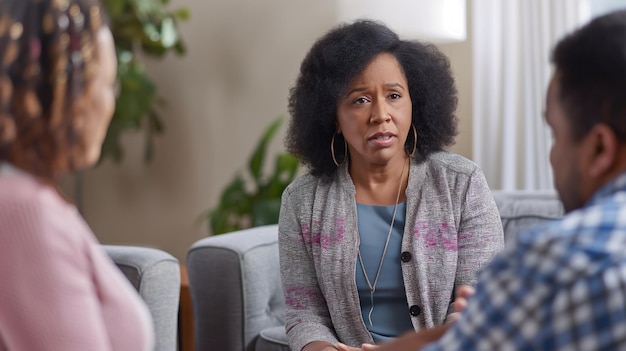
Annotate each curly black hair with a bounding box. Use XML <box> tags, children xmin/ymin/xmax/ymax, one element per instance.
<box><xmin>286</xmin><ymin>20</ymin><xmax>458</xmax><ymax>178</ymax></box>
<box><xmin>552</xmin><ymin>9</ymin><xmax>626</xmax><ymax>143</ymax></box>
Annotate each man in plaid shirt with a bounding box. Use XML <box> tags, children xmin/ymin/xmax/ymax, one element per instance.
<box><xmin>337</xmin><ymin>8</ymin><xmax>626</xmax><ymax>351</ymax></box>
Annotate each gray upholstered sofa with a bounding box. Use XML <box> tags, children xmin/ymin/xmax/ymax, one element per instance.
<box><xmin>187</xmin><ymin>190</ymin><xmax>564</xmax><ymax>351</ymax></box>
<box><xmin>104</xmin><ymin>245</ymin><xmax>180</xmax><ymax>351</ymax></box>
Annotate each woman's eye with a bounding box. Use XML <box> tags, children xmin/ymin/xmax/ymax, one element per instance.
<box><xmin>389</xmin><ymin>93</ymin><xmax>401</xmax><ymax>100</ymax></box>
<box><xmin>353</xmin><ymin>97</ymin><xmax>369</xmax><ymax>105</ymax></box>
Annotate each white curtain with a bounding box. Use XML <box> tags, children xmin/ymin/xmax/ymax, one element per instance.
<box><xmin>472</xmin><ymin>0</ymin><xmax>590</xmax><ymax>190</ymax></box>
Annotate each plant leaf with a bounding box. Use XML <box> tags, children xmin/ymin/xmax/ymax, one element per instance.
<box><xmin>174</xmin><ymin>8</ymin><xmax>191</xmax><ymax>21</ymax></box>
<box><xmin>217</xmin><ymin>176</ymin><xmax>251</xmax><ymax>213</ymax></box>
<box><xmin>275</xmin><ymin>153</ymin><xmax>300</xmax><ymax>184</ymax></box>
<box><xmin>160</xmin><ymin>17</ymin><xmax>179</xmax><ymax>48</ymax></box>
<box><xmin>98</xmin><ymin>0</ymin><xmax>189</xmax><ymax>164</ymax></box>
<box><xmin>174</xmin><ymin>41</ymin><xmax>186</xmax><ymax>55</ymax></box>
<box><xmin>144</xmin><ymin>110</ymin><xmax>164</xmax><ymax>163</ymax></box>
<box><xmin>248</xmin><ymin>117</ymin><xmax>283</xmax><ymax>183</ymax></box>
<box><xmin>210</xmin><ymin>208</ymin><xmax>233</xmax><ymax>235</ymax></box>
<box><xmin>101</xmin><ymin>0</ymin><xmax>125</xmax><ymax>17</ymax></box>
<box><xmin>204</xmin><ymin>116</ymin><xmax>301</xmax><ymax>235</ymax></box>
<box><xmin>251</xmin><ymin>198</ymin><xmax>282</xmax><ymax>227</ymax></box>
<box><xmin>263</xmin><ymin>153</ymin><xmax>299</xmax><ymax>198</ymax></box>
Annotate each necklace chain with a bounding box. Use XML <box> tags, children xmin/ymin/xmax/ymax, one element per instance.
<box><xmin>357</xmin><ymin>158</ymin><xmax>407</xmax><ymax>329</ymax></box>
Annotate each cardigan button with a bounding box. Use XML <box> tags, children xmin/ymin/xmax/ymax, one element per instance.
<box><xmin>400</xmin><ymin>251</ymin><xmax>412</xmax><ymax>263</ymax></box>
<box><xmin>409</xmin><ymin>305</ymin><xmax>421</xmax><ymax>316</ymax></box>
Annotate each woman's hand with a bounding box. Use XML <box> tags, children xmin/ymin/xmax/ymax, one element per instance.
<box><xmin>335</xmin><ymin>287</ymin><xmax>473</xmax><ymax>351</ymax></box>
<box><xmin>336</xmin><ymin>342</ymin><xmax>373</xmax><ymax>350</ymax></box>
<box><xmin>303</xmin><ymin>341</ymin><xmax>341</xmax><ymax>351</ymax></box>
<box><xmin>336</xmin><ymin>324</ymin><xmax>450</xmax><ymax>351</ymax></box>
<box><xmin>372</xmin><ymin>325</ymin><xmax>450</xmax><ymax>351</ymax></box>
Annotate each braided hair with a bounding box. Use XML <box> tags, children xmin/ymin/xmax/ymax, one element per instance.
<box><xmin>0</xmin><ymin>0</ymin><xmax>107</xmax><ymax>180</ymax></box>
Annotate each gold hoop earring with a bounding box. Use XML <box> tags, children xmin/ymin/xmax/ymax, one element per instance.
<box><xmin>331</xmin><ymin>132</ymin><xmax>347</xmax><ymax>167</ymax></box>
<box><xmin>406</xmin><ymin>124</ymin><xmax>417</xmax><ymax>157</ymax></box>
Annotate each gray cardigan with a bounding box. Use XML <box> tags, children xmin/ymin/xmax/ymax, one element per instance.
<box><xmin>278</xmin><ymin>151</ymin><xmax>504</xmax><ymax>350</ymax></box>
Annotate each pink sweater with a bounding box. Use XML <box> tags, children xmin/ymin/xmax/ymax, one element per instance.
<box><xmin>0</xmin><ymin>163</ymin><xmax>154</xmax><ymax>350</ymax></box>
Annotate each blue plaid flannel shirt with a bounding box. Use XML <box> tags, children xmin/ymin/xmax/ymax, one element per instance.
<box><xmin>423</xmin><ymin>172</ymin><xmax>626</xmax><ymax>351</ymax></box>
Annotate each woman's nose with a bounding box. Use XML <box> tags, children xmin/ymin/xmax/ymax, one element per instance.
<box><xmin>370</xmin><ymin>100</ymin><xmax>391</xmax><ymax>123</ymax></box>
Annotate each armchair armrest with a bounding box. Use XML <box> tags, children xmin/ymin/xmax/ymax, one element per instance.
<box><xmin>187</xmin><ymin>225</ymin><xmax>285</xmax><ymax>351</ymax></box>
<box><xmin>104</xmin><ymin>245</ymin><xmax>180</xmax><ymax>351</ymax></box>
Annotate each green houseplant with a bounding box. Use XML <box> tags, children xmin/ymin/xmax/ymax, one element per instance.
<box><xmin>203</xmin><ymin>117</ymin><xmax>300</xmax><ymax>235</ymax></box>
<box><xmin>72</xmin><ymin>0</ymin><xmax>188</xmax><ymax>211</ymax></box>
<box><xmin>100</xmin><ymin>0</ymin><xmax>189</xmax><ymax>163</ymax></box>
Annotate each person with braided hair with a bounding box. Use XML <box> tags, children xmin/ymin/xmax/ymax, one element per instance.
<box><xmin>0</xmin><ymin>0</ymin><xmax>153</xmax><ymax>350</ymax></box>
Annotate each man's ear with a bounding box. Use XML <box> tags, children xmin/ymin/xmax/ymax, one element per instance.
<box><xmin>586</xmin><ymin>124</ymin><xmax>618</xmax><ymax>178</ymax></box>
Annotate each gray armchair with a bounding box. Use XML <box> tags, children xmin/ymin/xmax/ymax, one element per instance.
<box><xmin>187</xmin><ymin>225</ymin><xmax>286</xmax><ymax>351</ymax></box>
<box><xmin>187</xmin><ymin>191</ymin><xmax>564</xmax><ymax>351</ymax></box>
<box><xmin>104</xmin><ymin>245</ymin><xmax>180</xmax><ymax>351</ymax></box>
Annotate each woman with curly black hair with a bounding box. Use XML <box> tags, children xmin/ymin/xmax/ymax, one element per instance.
<box><xmin>278</xmin><ymin>20</ymin><xmax>504</xmax><ymax>351</ymax></box>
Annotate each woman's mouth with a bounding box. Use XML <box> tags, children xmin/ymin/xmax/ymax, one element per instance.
<box><xmin>369</xmin><ymin>133</ymin><xmax>396</xmax><ymax>147</ymax></box>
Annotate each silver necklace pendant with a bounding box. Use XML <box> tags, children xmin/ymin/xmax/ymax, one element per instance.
<box><xmin>368</xmin><ymin>290</ymin><xmax>375</xmax><ymax>328</ymax></box>
<box><xmin>357</xmin><ymin>158</ymin><xmax>407</xmax><ymax>330</ymax></box>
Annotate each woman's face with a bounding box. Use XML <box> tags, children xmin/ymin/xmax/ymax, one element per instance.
<box><xmin>336</xmin><ymin>53</ymin><xmax>412</xmax><ymax>169</ymax></box>
<box><xmin>82</xmin><ymin>27</ymin><xmax>117</xmax><ymax>166</ymax></box>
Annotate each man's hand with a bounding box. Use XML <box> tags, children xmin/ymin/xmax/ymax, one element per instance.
<box><xmin>336</xmin><ymin>285</ymin><xmax>475</xmax><ymax>351</ymax></box>
<box><xmin>453</xmin><ymin>285</ymin><xmax>475</xmax><ymax>315</ymax></box>
<box><xmin>446</xmin><ymin>285</ymin><xmax>476</xmax><ymax>323</ymax></box>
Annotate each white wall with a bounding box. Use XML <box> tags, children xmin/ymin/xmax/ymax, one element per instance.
<box><xmin>70</xmin><ymin>0</ymin><xmax>474</xmax><ymax>260</ymax></box>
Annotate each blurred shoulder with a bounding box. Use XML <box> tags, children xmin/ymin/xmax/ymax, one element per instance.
<box><xmin>0</xmin><ymin>164</ymin><xmax>72</xmax><ymax>218</ymax></box>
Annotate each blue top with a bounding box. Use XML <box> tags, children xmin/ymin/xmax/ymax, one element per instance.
<box><xmin>356</xmin><ymin>202</ymin><xmax>414</xmax><ymax>343</ymax></box>
<box><xmin>424</xmin><ymin>172</ymin><xmax>626</xmax><ymax>350</ymax></box>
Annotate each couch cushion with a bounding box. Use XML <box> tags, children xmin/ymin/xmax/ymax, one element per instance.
<box><xmin>492</xmin><ymin>190</ymin><xmax>564</xmax><ymax>243</ymax></box>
